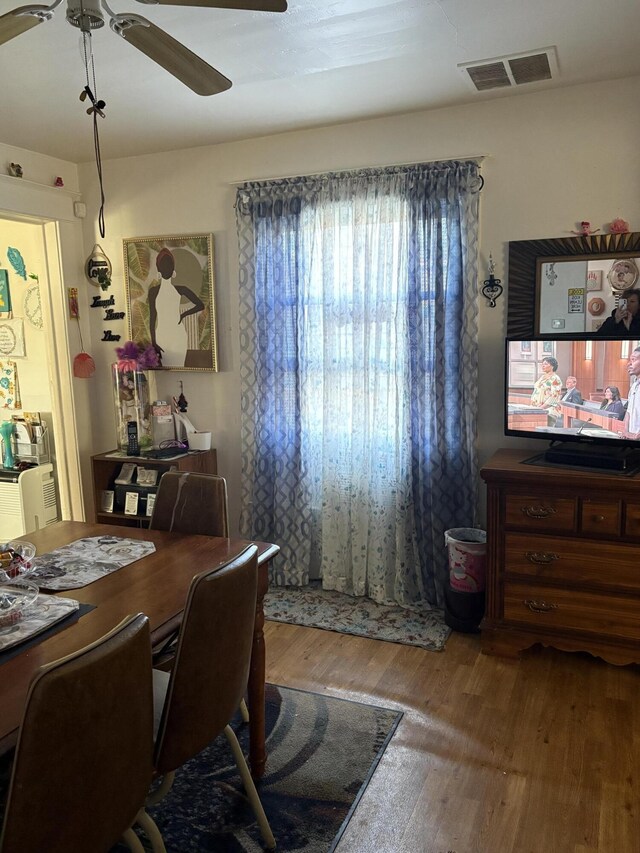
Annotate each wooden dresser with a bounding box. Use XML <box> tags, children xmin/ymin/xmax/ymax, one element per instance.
<box><xmin>480</xmin><ymin>448</ymin><xmax>640</xmax><ymax>665</ymax></box>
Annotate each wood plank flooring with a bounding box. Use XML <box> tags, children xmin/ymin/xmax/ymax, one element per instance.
<box><xmin>264</xmin><ymin>621</ymin><xmax>640</xmax><ymax>853</ymax></box>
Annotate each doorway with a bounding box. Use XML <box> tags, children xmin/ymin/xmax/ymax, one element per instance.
<box><xmin>0</xmin><ymin>212</ymin><xmax>85</xmax><ymax>527</ymax></box>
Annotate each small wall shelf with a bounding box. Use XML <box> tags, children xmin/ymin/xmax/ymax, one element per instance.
<box><xmin>0</xmin><ymin>173</ymin><xmax>82</xmax><ymax>200</ymax></box>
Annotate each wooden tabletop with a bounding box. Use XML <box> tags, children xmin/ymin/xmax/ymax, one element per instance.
<box><xmin>0</xmin><ymin>520</ymin><xmax>276</xmax><ymax>755</ymax></box>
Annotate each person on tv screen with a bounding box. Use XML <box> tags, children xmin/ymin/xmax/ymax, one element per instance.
<box><xmin>621</xmin><ymin>347</ymin><xmax>640</xmax><ymax>438</ymax></box>
<box><xmin>599</xmin><ymin>386</ymin><xmax>626</xmax><ymax>420</ymax></box>
<box><xmin>530</xmin><ymin>357</ymin><xmax>563</xmax><ymax>418</ymax></box>
<box><xmin>560</xmin><ymin>376</ymin><xmax>583</xmax><ymax>405</ymax></box>
<box><xmin>595</xmin><ymin>288</ymin><xmax>640</xmax><ymax>335</ymax></box>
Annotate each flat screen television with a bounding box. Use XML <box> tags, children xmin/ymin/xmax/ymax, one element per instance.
<box><xmin>505</xmin><ymin>335</ymin><xmax>640</xmax><ymax>472</ymax></box>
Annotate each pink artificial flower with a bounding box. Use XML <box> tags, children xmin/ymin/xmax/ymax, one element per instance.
<box><xmin>609</xmin><ymin>218</ymin><xmax>630</xmax><ymax>234</ymax></box>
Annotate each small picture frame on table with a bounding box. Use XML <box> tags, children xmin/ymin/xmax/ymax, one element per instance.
<box><xmin>124</xmin><ymin>491</ymin><xmax>139</xmax><ymax>515</ymax></box>
<box><xmin>101</xmin><ymin>490</ymin><xmax>114</xmax><ymax>513</ymax></box>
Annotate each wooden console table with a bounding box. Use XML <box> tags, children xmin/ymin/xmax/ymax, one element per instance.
<box><xmin>480</xmin><ymin>448</ymin><xmax>640</xmax><ymax>666</ymax></box>
<box><xmin>91</xmin><ymin>449</ymin><xmax>217</xmax><ymax>528</ymax></box>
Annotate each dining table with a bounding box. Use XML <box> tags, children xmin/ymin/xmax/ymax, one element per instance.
<box><xmin>0</xmin><ymin>520</ymin><xmax>279</xmax><ymax>779</ymax></box>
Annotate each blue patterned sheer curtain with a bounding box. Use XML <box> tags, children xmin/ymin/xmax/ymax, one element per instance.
<box><xmin>236</xmin><ymin>161</ymin><xmax>480</xmax><ymax>607</ymax></box>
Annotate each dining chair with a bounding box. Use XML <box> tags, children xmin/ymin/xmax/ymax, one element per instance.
<box><xmin>149</xmin><ymin>470</ymin><xmax>229</xmax><ymax>537</ymax></box>
<box><xmin>147</xmin><ymin>543</ymin><xmax>275</xmax><ymax>850</ymax></box>
<box><xmin>0</xmin><ymin>613</ymin><xmax>164</xmax><ymax>853</ymax></box>
<box><xmin>148</xmin><ymin>470</ymin><xmax>247</xmax><ymax>730</ymax></box>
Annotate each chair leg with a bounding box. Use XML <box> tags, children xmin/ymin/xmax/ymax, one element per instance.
<box><xmin>136</xmin><ymin>808</ymin><xmax>168</xmax><ymax>853</ymax></box>
<box><xmin>240</xmin><ymin>697</ymin><xmax>249</xmax><ymax>723</ymax></box>
<box><xmin>122</xmin><ymin>828</ymin><xmax>145</xmax><ymax>853</ymax></box>
<box><xmin>224</xmin><ymin>724</ymin><xmax>275</xmax><ymax>850</ymax></box>
<box><xmin>146</xmin><ymin>771</ymin><xmax>176</xmax><ymax>807</ymax></box>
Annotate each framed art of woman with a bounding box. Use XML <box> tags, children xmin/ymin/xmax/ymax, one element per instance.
<box><xmin>124</xmin><ymin>234</ymin><xmax>218</xmax><ymax>371</ymax></box>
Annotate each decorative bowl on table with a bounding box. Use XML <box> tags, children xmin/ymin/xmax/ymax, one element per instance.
<box><xmin>0</xmin><ymin>579</ymin><xmax>39</xmax><ymax>630</ymax></box>
<box><xmin>0</xmin><ymin>541</ymin><xmax>37</xmax><ymax>582</ymax></box>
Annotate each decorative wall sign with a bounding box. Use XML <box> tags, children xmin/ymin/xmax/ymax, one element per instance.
<box><xmin>0</xmin><ymin>360</ymin><xmax>20</xmax><ymax>408</ymax></box>
<box><xmin>24</xmin><ymin>284</ymin><xmax>43</xmax><ymax>330</ymax></box>
<box><xmin>0</xmin><ymin>270</ymin><xmax>10</xmax><ymax>314</ymax></box>
<box><xmin>607</xmin><ymin>258</ymin><xmax>639</xmax><ymax>291</ymax></box>
<box><xmin>124</xmin><ymin>233</ymin><xmax>217</xmax><ymax>371</ymax></box>
<box><xmin>102</xmin><ymin>330</ymin><xmax>121</xmax><ymax>341</ymax></box>
<box><xmin>91</xmin><ymin>294</ymin><xmax>115</xmax><ymax>308</ymax></box>
<box><xmin>104</xmin><ymin>308</ymin><xmax>125</xmax><ymax>321</ymax></box>
<box><xmin>586</xmin><ymin>270</ymin><xmax>602</xmax><ymax>291</ymax></box>
<box><xmin>85</xmin><ymin>244</ymin><xmax>112</xmax><ymax>289</ymax></box>
<box><xmin>0</xmin><ymin>318</ymin><xmax>26</xmax><ymax>357</ymax></box>
<box><xmin>568</xmin><ymin>288</ymin><xmax>585</xmax><ymax>313</ymax></box>
<box><xmin>588</xmin><ymin>297</ymin><xmax>605</xmax><ymax>316</ymax></box>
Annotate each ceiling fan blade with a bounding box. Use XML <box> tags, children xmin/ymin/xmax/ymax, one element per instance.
<box><xmin>137</xmin><ymin>0</ymin><xmax>287</xmax><ymax>10</ymax></box>
<box><xmin>116</xmin><ymin>17</ymin><xmax>232</xmax><ymax>95</ymax></box>
<box><xmin>0</xmin><ymin>5</ymin><xmax>49</xmax><ymax>47</ymax></box>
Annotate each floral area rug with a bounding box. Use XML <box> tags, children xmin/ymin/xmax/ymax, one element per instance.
<box><xmin>106</xmin><ymin>683</ymin><xmax>402</xmax><ymax>852</ymax></box>
<box><xmin>264</xmin><ymin>582</ymin><xmax>451</xmax><ymax>651</ymax></box>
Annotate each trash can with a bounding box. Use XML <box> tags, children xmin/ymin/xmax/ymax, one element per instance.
<box><xmin>443</xmin><ymin>528</ymin><xmax>487</xmax><ymax>633</ymax></box>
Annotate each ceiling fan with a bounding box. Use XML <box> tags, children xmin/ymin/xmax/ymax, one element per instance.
<box><xmin>0</xmin><ymin>0</ymin><xmax>287</xmax><ymax>95</ymax></box>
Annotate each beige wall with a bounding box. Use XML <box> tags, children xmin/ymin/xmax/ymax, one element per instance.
<box><xmin>8</xmin><ymin>76</ymin><xmax>640</xmax><ymax>529</ymax></box>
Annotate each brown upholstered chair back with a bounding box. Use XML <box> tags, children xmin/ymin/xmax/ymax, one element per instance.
<box><xmin>0</xmin><ymin>613</ymin><xmax>154</xmax><ymax>853</ymax></box>
<box><xmin>154</xmin><ymin>544</ymin><xmax>258</xmax><ymax>774</ymax></box>
<box><xmin>149</xmin><ymin>471</ymin><xmax>229</xmax><ymax>537</ymax></box>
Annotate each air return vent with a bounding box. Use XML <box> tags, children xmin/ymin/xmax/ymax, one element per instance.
<box><xmin>458</xmin><ymin>47</ymin><xmax>558</xmax><ymax>92</ymax></box>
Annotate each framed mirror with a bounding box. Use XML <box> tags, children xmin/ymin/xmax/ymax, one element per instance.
<box><xmin>507</xmin><ymin>232</ymin><xmax>640</xmax><ymax>337</ymax></box>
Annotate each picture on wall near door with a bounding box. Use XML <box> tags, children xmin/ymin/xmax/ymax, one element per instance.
<box><xmin>0</xmin><ymin>318</ymin><xmax>25</xmax><ymax>357</ymax></box>
<box><xmin>0</xmin><ymin>270</ymin><xmax>11</xmax><ymax>315</ymax></box>
<box><xmin>123</xmin><ymin>233</ymin><xmax>218</xmax><ymax>371</ymax></box>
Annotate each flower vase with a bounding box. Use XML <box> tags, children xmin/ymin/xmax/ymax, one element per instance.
<box><xmin>0</xmin><ymin>421</ymin><xmax>15</xmax><ymax>469</ymax></box>
<box><xmin>111</xmin><ymin>364</ymin><xmax>153</xmax><ymax>453</ymax></box>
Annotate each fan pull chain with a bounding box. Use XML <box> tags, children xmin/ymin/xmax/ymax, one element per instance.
<box><xmin>80</xmin><ymin>27</ymin><xmax>107</xmax><ymax>238</ymax></box>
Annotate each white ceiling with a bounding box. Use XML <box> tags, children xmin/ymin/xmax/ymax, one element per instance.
<box><xmin>1</xmin><ymin>0</ymin><xmax>639</xmax><ymax>164</ymax></box>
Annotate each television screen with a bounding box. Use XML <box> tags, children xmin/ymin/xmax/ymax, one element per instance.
<box><xmin>505</xmin><ymin>336</ymin><xmax>640</xmax><ymax>453</ymax></box>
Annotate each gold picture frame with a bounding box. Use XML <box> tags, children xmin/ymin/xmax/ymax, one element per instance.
<box><xmin>123</xmin><ymin>233</ymin><xmax>218</xmax><ymax>371</ymax></box>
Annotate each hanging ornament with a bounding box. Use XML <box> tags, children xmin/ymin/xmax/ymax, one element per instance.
<box><xmin>85</xmin><ymin>243</ymin><xmax>112</xmax><ymax>290</ymax></box>
<box><xmin>7</xmin><ymin>247</ymin><xmax>26</xmax><ymax>280</ymax></box>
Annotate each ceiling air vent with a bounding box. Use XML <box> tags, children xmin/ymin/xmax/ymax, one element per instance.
<box><xmin>458</xmin><ymin>47</ymin><xmax>558</xmax><ymax>92</ymax></box>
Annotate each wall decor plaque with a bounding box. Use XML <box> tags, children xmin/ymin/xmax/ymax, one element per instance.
<box><xmin>85</xmin><ymin>244</ymin><xmax>112</xmax><ymax>289</ymax></box>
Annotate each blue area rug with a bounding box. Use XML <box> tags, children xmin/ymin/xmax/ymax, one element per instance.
<box><xmin>109</xmin><ymin>683</ymin><xmax>401</xmax><ymax>852</ymax></box>
<box><xmin>264</xmin><ymin>583</ymin><xmax>451</xmax><ymax>651</ymax></box>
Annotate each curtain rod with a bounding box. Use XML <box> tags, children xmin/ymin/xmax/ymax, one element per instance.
<box><xmin>228</xmin><ymin>155</ymin><xmax>487</xmax><ymax>186</ymax></box>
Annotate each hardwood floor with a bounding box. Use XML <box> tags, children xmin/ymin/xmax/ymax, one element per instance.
<box><xmin>264</xmin><ymin>621</ymin><xmax>640</xmax><ymax>853</ymax></box>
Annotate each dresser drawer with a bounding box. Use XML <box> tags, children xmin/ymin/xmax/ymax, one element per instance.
<box><xmin>580</xmin><ymin>499</ymin><xmax>621</xmax><ymax>536</ymax></box>
<box><xmin>624</xmin><ymin>503</ymin><xmax>640</xmax><ymax>537</ymax></box>
<box><xmin>504</xmin><ymin>532</ymin><xmax>640</xmax><ymax>590</ymax></box>
<box><xmin>504</xmin><ymin>581</ymin><xmax>640</xmax><ymax>641</ymax></box>
<box><xmin>504</xmin><ymin>494</ymin><xmax>576</xmax><ymax>533</ymax></box>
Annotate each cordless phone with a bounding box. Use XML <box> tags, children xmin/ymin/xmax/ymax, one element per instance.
<box><xmin>127</xmin><ymin>422</ymin><xmax>139</xmax><ymax>456</ymax></box>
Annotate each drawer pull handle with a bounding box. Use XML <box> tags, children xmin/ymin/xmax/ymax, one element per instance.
<box><xmin>592</xmin><ymin>515</ymin><xmax>605</xmax><ymax>522</ymax></box>
<box><xmin>524</xmin><ymin>599</ymin><xmax>558</xmax><ymax>613</ymax></box>
<box><xmin>521</xmin><ymin>505</ymin><xmax>557</xmax><ymax>519</ymax></box>
<box><xmin>525</xmin><ymin>551</ymin><xmax>559</xmax><ymax>564</ymax></box>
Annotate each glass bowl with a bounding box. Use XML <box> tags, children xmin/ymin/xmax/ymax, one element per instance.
<box><xmin>0</xmin><ymin>541</ymin><xmax>37</xmax><ymax>582</ymax></box>
<box><xmin>0</xmin><ymin>579</ymin><xmax>39</xmax><ymax>629</ymax></box>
